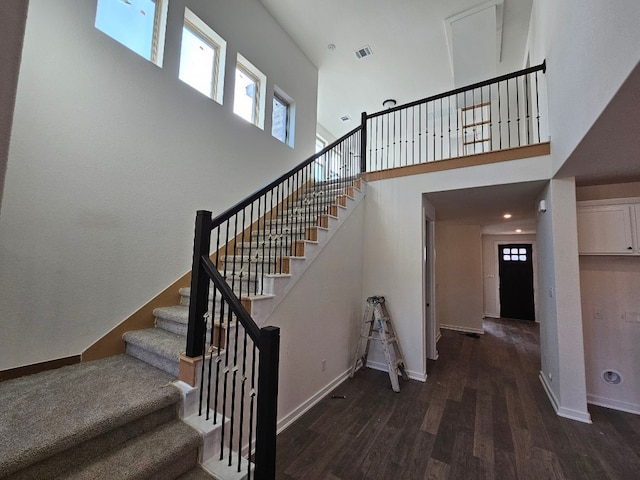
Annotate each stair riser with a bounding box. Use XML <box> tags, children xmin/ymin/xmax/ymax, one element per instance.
<box><xmin>180</xmin><ymin>295</ymin><xmax>259</xmax><ymax>311</ymax></box>
<box><xmin>222</xmin><ymin>261</ymin><xmax>285</xmax><ymax>275</ymax></box>
<box><xmin>265</xmin><ymin>218</ymin><xmax>320</xmax><ymax>228</ymax></box>
<box><xmin>126</xmin><ymin>344</ymin><xmax>179</xmax><ymax>377</ymax></box>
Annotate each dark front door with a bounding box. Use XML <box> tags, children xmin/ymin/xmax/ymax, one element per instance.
<box><xmin>498</xmin><ymin>244</ymin><xmax>535</xmax><ymax>321</ymax></box>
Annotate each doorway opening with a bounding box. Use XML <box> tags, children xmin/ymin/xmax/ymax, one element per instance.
<box><xmin>498</xmin><ymin>243</ymin><xmax>535</xmax><ymax>321</ymax></box>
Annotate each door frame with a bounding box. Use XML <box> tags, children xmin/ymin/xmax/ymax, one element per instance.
<box><xmin>494</xmin><ymin>240</ymin><xmax>539</xmax><ymax>322</ymax></box>
<box><xmin>423</xmin><ymin>204</ymin><xmax>438</xmax><ymax>363</ymax></box>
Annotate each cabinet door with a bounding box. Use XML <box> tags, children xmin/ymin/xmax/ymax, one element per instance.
<box><xmin>577</xmin><ymin>205</ymin><xmax>634</xmax><ymax>254</ymax></box>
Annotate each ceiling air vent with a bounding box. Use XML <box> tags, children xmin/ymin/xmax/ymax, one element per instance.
<box><xmin>354</xmin><ymin>45</ymin><xmax>373</xmax><ymax>59</ymax></box>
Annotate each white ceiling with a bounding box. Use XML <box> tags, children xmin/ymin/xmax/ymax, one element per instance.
<box><xmin>260</xmin><ymin>1</ymin><xmax>640</xmax><ymax>236</ymax></box>
<box><xmin>260</xmin><ymin>0</ymin><xmax>537</xmax><ymax>234</ymax></box>
<box><xmin>424</xmin><ymin>181</ymin><xmax>547</xmax><ymax>234</ymax></box>
<box><xmin>260</xmin><ymin>0</ymin><xmax>534</xmax><ymax>139</ymax></box>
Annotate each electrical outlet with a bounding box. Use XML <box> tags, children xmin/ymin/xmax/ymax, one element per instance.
<box><xmin>321</xmin><ymin>359</ymin><xmax>326</xmax><ymax>372</ymax></box>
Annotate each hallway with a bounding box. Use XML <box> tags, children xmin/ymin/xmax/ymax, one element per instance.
<box><xmin>275</xmin><ymin>318</ymin><xmax>640</xmax><ymax>479</ymax></box>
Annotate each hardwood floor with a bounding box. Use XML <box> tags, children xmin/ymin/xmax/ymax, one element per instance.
<box><xmin>275</xmin><ymin>318</ymin><xmax>640</xmax><ymax>479</ymax></box>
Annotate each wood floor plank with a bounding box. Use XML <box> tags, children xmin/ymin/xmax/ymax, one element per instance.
<box><xmin>423</xmin><ymin>458</ymin><xmax>451</xmax><ymax>480</ymax></box>
<box><xmin>275</xmin><ymin>318</ymin><xmax>640</xmax><ymax>480</ymax></box>
<box><xmin>473</xmin><ymin>388</ymin><xmax>494</xmax><ymax>464</ymax></box>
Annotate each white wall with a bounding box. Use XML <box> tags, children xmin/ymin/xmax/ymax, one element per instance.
<box><xmin>436</xmin><ymin>222</ymin><xmax>484</xmax><ymax>334</ymax></box>
<box><xmin>362</xmin><ymin>154</ymin><xmax>552</xmax><ymax>380</ymax></box>
<box><xmin>576</xmin><ymin>182</ymin><xmax>640</xmax><ymax>414</ymax></box>
<box><xmin>482</xmin><ymin>233</ymin><xmax>536</xmax><ymax>318</ymax></box>
<box><xmin>526</xmin><ymin>0</ymin><xmax>640</xmax><ymax>174</ymax></box>
<box><xmin>536</xmin><ymin>178</ymin><xmax>590</xmax><ymax>422</ymax></box>
<box><xmin>0</xmin><ymin>0</ymin><xmax>28</xmax><ymax>213</ymax></box>
<box><xmin>580</xmin><ymin>256</ymin><xmax>640</xmax><ymax>414</ymax></box>
<box><xmin>0</xmin><ymin>0</ymin><xmax>318</xmax><ymax>370</ymax></box>
<box><xmin>267</xmin><ymin>202</ymin><xmax>364</xmax><ymax>431</ymax></box>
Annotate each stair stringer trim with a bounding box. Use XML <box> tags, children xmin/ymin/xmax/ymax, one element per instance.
<box><xmin>249</xmin><ymin>182</ymin><xmax>366</xmax><ymax>326</ymax></box>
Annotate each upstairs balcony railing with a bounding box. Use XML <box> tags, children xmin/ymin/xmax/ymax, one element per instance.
<box><xmin>185</xmin><ymin>62</ymin><xmax>546</xmax><ymax>480</ymax></box>
<box><xmin>361</xmin><ymin>61</ymin><xmax>547</xmax><ymax>172</ymax></box>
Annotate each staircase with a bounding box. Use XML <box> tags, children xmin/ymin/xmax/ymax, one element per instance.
<box><xmin>0</xmin><ymin>179</ymin><xmax>364</xmax><ymax>480</ymax></box>
<box><xmin>0</xmin><ymin>355</ymin><xmax>209</xmax><ymax>480</ymax></box>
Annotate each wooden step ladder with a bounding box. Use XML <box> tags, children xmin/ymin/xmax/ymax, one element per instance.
<box><xmin>350</xmin><ymin>296</ymin><xmax>408</xmax><ymax>392</ymax></box>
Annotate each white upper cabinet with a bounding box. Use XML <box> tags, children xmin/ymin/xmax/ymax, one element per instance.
<box><xmin>577</xmin><ymin>203</ymin><xmax>636</xmax><ymax>255</ymax></box>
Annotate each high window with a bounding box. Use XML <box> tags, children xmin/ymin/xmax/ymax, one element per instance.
<box><xmin>178</xmin><ymin>8</ymin><xmax>226</xmax><ymax>103</ymax></box>
<box><xmin>233</xmin><ymin>54</ymin><xmax>266</xmax><ymax>128</ymax></box>
<box><xmin>95</xmin><ymin>0</ymin><xmax>168</xmax><ymax>66</ymax></box>
<box><xmin>272</xmin><ymin>87</ymin><xmax>295</xmax><ymax>146</ymax></box>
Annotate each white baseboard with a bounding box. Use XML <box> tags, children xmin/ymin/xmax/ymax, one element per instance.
<box><xmin>276</xmin><ymin>368</ymin><xmax>351</xmax><ymax>434</ymax></box>
<box><xmin>539</xmin><ymin>372</ymin><xmax>592</xmax><ymax>424</ymax></box>
<box><xmin>435</xmin><ymin>331</ymin><xmax>442</xmax><ymax>343</ymax></box>
<box><xmin>365</xmin><ymin>359</ymin><xmax>427</xmax><ymax>382</ymax></box>
<box><xmin>588</xmin><ymin>394</ymin><xmax>640</xmax><ymax>416</ymax></box>
<box><xmin>440</xmin><ymin>324</ymin><xmax>484</xmax><ymax>335</ymax></box>
<box><xmin>483</xmin><ymin>313</ymin><xmax>500</xmax><ymax>319</ymax></box>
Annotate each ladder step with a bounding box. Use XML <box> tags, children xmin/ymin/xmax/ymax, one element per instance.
<box><xmin>350</xmin><ymin>296</ymin><xmax>407</xmax><ymax>392</ymax></box>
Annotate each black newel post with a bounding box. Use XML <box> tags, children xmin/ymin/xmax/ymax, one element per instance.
<box><xmin>254</xmin><ymin>326</ymin><xmax>280</xmax><ymax>480</ymax></box>
<box><xmin>360</xmin><ymin>111</ymin><xmax>367</xmax><ymax>173</ymax></box>
<box><xmin>186</xmin><ymin>210</ymin><xmax>212</xmax><ymax>358</ymax></box>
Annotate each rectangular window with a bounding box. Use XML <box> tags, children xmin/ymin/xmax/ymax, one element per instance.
<box><xmin>178</xmin><ymin>8</ymin><xmax>226</xmax><ymax>103</ymax></box>
<box><xmin>95</xmin><ymin>0</ymin><xmax>168</xmax><ymax>66</ymax></box>
<box><xmin>315</xmin><ymin>135</ymin><xmax>326</xmax><ymax>153</ymax></box>
<box><xmin>233</xmin><ymin>54</ymin><xmax>266</xmax><ymax>128</ymax></box>
<box><xmin>272</xmin><ymin>95</ymin><xmax>289</xmax><ymax>143</ymax></box>
<box><xmin>234</xmin><ymin>66</ymin><xmax>258</xmax><ymax>124</ymax></box>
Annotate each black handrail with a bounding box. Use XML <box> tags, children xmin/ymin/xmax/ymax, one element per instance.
<box><xmin>368</xmin><ymin>61</ymin><xmax>546</xmax><ymax>119</ymax></box>
<box><xmin>210</xmin><ymin>124</ymin><xmax>363</xmax><ymax>230</ymax></box>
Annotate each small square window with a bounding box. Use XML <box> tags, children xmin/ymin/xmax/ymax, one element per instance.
<box><xmin>503</xmin><ymin>254</ymin><xmax>511</xmax><ymax>261</ymax></box>
<box><xmin>519</xmin><ymin>255</ymin><xmax>527</xmax><ymax>261</ymax></box>
<box><xmin>234</xmin><ymin>67</ymin><xmax>258</xmax><ymax>124</ymax></box>
<box><xmin>178</xmin><ymin>9</ymin><xmax>226</xmax><ymax>103</ymax></box>
<box><xmin>95</xmin><ymin>0</ymin><xmax>168</xmax><ymax>66</ymax></box>
<box><xmin>234</xmin><ymin>54</ymin><xmax>266</xmax><ymax>128</ymax></box>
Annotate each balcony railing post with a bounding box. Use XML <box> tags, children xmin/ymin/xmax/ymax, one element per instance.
<box><xmin>254</xmin><ymin>326</ymin><xmax>280</xmax><ymax>480</ymax></box>
<box><xmin>360</xmin><ymin>111</ymin><xmax>368</xmax><ymax>173</ymax></box>
<box><xmin>186</xmin><ymin>210</ymin><xmax>212</xmax><ymax>358</ymax></box>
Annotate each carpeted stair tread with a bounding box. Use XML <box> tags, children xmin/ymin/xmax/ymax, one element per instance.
<box><xmin>62</xmin><ymin>419</ymin><xmax>201</xmax><ymax>480</ymax></box>
<box><xmin>176</xmin><ymin>466</ymin><xmax>217</xmax><ymax>479</ymax></box>
<box><xmin>123</xmin><ymin>328</ymin><xmax>185</xmax><ymax>359</ymax></box>
<box><xmin>154</xmin><ymin>305</ymin><xmax>190</xmax><ymax>325</ymax></box>
<box><xmin>0</xmin><ymin>355</ymin><xmax>180</xmax><ymax>478</ymax></box>
<box><xmin>9</xmin><ymin>405</ymin><xmax>177</xmax><ymax>480</ymax></box>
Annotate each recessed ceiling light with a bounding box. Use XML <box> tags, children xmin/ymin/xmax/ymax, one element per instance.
<box><xmin>503</xmin><ymin>213</ymin><xmax>512</xmax><ymax>219</ymax></box>
<box><xmin>515</xmin><ymin>229</ymin><xmax>522</xmax><ymax>233</ymax></box>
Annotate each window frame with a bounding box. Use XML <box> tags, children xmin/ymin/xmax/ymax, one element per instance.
<box><xmin>272</xmin><ymin>93</ymin><xmax>290</xmax><ymax>143</ymax></box>
<box><xmin>178</xmin><ymin>8</ymin><xmax>227</xmax><ymax>104</ymax></box>
<box><xmin>234</xmin><ymin>54</ymin><xmax>267</xmax><ymax>129</ymax></box>
<box><xmin>95</xmin><ymin>0</ymin><xmax>168</xmax><ymax>66</ymax></box>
